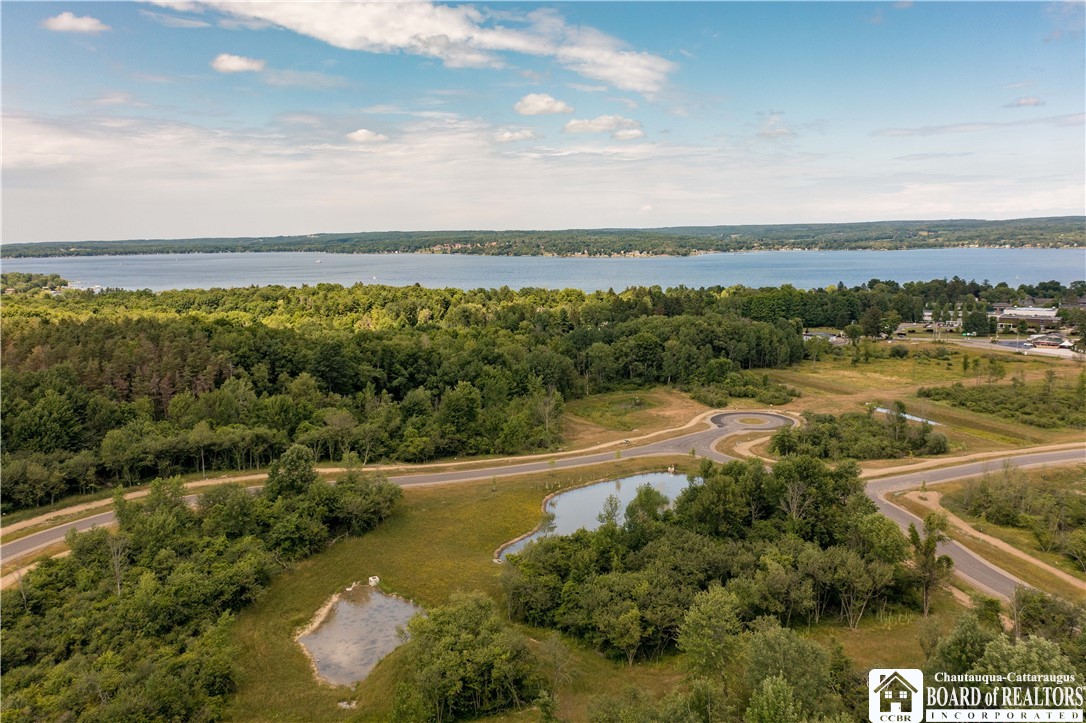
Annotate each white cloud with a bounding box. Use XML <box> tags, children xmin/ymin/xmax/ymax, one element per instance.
<box><xmin>563</xmin><ymin>114</ymin><xmax>644</xmax><ymax>140</ymax></box>
<box><xmin>894</xmin><ymin>152</ymin><xmax>973</xmax><ymax>162</ymax></box>
<box><xmin>568</xmin><ymin>83</ymin><xmax>608</xmax><ymax>93</ymax></box>
<box><xmin>757</xmin><ymin>112</ymin><xmax>794</xmax><ymax>139</ymax></box>
<box><xmin>346</xmin><ymin>128</ymin><xmax>388</xmax><ymax>143</ymax></box>
<box><xmin>874</xmin><ymin>113</ymin><xmax>1084</xmax><ymax>137</ymax></box>
<box><xmin>1005</xmin><ymin>96</ymin><xmax>1045</xmax><ymax>108</ymax></box>
<box><xmin>89</xmin><ymin>92</ymin><xmax>150</xmax><ymax>108</ymax></box>
<box><xmin>139</xmin><ymin>9</ymin><xmax>210</xmax><ymax>28</ymax></box>
<box><xmin>4</xmin><ymin>110</ymin><xmax>1083</xmax><ymax>243</ymax></box>
<box><xmin>514</xmin><ymin>93</ymin><xmax>573</xmax><ymax>115</ymax></box>
<box><xmin>263</xmin><ymin>70</ymin><xmax>348</xmax><ymax>89</ymax></box>
<box><xmin>42</xmin><ymin>12</ymin><xmax>110</xmax><ymax>34</ymax></box>
<box><xmin>494</xmin><ymin>128</ymin><xmax>539</xmax><ymax>143</ymax></box>
<box><xmin>190</xmin><ymin>2</ymin><xmax>675</xmax><ymax>94</ymax></box>
<box><xmin>211</xmin><ymin>53</ymin><xmax>266</xmax><ymax>73</ymax></box>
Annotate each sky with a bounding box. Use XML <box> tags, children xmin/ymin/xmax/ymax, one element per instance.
<box><xmin>2</xmin><ymin>1</ymin><xmax>1084</xmax><ymax>243</ymax></box>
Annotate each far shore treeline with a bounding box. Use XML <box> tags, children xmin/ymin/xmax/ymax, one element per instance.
<box><xmin>2</xmin><ymin>216</ymin><xmax>1083</xmax><ymax>258</ymax></box>
<box><xmin>1</xmin><ymin>273</ymin><xmax>1084</xmax><ymax>512</ymax></box>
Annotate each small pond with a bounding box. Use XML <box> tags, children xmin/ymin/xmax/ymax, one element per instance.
<box><xmin>297</xmin><ymin>584</ymin><xmax>423</xmax><ymax>687</ymax></box>
<box><xmin>499</xmin><ymin>471</ymin><xmax>692</xmax><ymax>559</ymax></box>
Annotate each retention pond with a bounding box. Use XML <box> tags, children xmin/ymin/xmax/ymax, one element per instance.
<box><xmin>499</xmin><ymin>471</ymin><xmax>692</xmax><ymax>559</ymax></box>
<box><xmin>297</xmin><ymin>583</ymin><xmax>422</xmax><ymax>687</ymax></box>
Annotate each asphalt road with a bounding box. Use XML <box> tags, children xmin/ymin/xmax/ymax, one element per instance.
<box><xmin>1</xmin><ymin>412</ymin><xmax>791</xmax><ymax>562</ymax></box>
<box><xmin>866</xmin><ymin>447</ymin><xmax>1086</xmax><ymax>599</ymax></box>
<box><xmin>3</xmin><ymin>413</ymin><xmax>1082</xmax><ymax>602</ymax></box>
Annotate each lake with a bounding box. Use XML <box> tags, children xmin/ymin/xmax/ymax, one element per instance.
<box><xmin>2</xmin><ymin>248</ymin><xmax>1082</xmax><ymax>291</ymax></box>
<box><xmin>499</xmin><ymin>471</ymin><xmax>691</xmax><ymax>559</ymax></box>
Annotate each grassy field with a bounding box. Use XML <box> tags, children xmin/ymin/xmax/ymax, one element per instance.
<box><xmin>767</xmin><ymin>340</ymin><xmax>1082</xmax><ymax>456</ymax></box>
<box><xmin>561</xmin><ymin>388</ymin><xmax>708</xmax><ymax>447</ymax></box>
<box><xmin>226</xmin><ymin>456</ymin><xmax>698</xmax><ymax>722</ymax></box>
<box><xmin>226</xmin><ymin>446</ymin><xmax>978</xmax><ymax>722</ymax></box>
<box><xmin>805</xmin><ymin>587</ymin><xmax>965</xmax><ymax>670</ymax></box>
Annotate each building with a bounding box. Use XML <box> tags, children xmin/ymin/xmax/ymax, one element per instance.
<box><xmin>990</xmin><ymin>306</ymin><xmax>1059</xmax><ymax>331</ymax></box>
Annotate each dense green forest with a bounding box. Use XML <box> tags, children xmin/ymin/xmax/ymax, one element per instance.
<box><xmin>501</xmin><ymin>457</ymin><xmax>1086</xmax><ymax>721</ymax></box>
<box><xmin>0</xmin><ymin>447</ymin><xmax>401</xmax><ymax>721</ymax></box>
<box><xmin>3</xmin><ymin>217</ymin><xmax>1082</xmax><ymax>258</ymax></box>
<box><xmin>3</xmin><ymin>275</ymin><xmax>1084</xmax><ymax>512</ymax></box>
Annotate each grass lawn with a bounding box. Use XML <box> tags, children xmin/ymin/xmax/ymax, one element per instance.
<box><xmin>226</xmin><ymin>456</ymin><xmax>697</xmax><ymax>722</ymax></box>
<box><xmin>561</xmin><ymin>388</ymin><xmax>708</xmax><ymax>447</ymax></box>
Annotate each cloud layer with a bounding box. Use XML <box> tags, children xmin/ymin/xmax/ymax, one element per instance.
<box><xmin>172</xmin><ymin>2</ymin><xmax>676</xmax><ymax>94</ymax></box>
<box><xmin>563</xmin><ymin>114</ymin><xmax>644</xmax><ymax>140</ymax></box>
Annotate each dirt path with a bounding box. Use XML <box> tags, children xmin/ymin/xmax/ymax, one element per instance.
<box><xmin>902</xmin><ymin>490</ymin><xmax>1086</xmax><ymax>592</ymax></box>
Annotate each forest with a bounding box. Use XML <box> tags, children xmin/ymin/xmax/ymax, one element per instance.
<box><xmin>3</xmin><ymin>274</ymin><xmax>1084</xmax><ymax>512</ymax></box>
<box><xmin>0</xmin><ymin>446</ymin><xmax>402</xmax><ymax>721</ymax></box>
<box><xmin>770</xmin><ymin>404</ymin><xmax>949</xmax><ymax>460</ymax></box>
<box><xmin>499</xmin><ymin>457</ymin><xmax>1086</xmax><ymax>721</ymax></box>
<box><xmin>2</xmin><ymin>217</ymin><xmax>1082</xmax><ymax>258</ymax></box>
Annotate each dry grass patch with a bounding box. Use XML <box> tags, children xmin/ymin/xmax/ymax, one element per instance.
<box><xmin>562</xmin><ymin>388</ymin><xmax>708</xmax><ymax>447</ymax></box>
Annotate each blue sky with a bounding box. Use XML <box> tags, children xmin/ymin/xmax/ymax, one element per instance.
<box><xmin>3</xmin><ymin>1</ymin><xmax>1084</xmax><ymax>242</ymax></box>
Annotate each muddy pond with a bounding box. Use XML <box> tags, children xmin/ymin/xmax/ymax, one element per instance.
<box><xmin>499</xmin><ymin>471</ymin><xmax>691</xmax><ymax>559</ymax></box>
<box><xmin>297</xmin><ymin>584</ymin><xmax>422</xmax><ymax>687</ymax></box>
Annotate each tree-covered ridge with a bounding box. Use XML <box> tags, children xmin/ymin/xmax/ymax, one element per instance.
<box><xmin>0</xmin><ymin>447</ymin><xmax>401</xmax><ymax>722</ymax></box>
<box><xmin>3</xmin><ymin>217</ymin><xmax>1083</xmax><ymax>258</ymax></box>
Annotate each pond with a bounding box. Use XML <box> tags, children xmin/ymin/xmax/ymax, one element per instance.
<box><xmin>297</xmin><ymin>583</ymin><xmax>423</xmax><ymax>687</ymax></box>
<box><xmin>499</xmin><ymin>471</ymin><xmax>692</xmax><ymax>559</ymax></box>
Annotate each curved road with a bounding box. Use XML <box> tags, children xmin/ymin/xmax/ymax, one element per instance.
<box><xmin>866</xmin><ymin>448</ymin><xmax>1086</xmax><ymax>599</ymax></box>
<box><xmin>1</xmin><ymin>412</ymin><xmax>790</xmax><ymax>563</ymax></box>
<box><xmin>3</xmin><ymin>411</ymin><xmax>1083</xmax><ymax>601</ymax></box>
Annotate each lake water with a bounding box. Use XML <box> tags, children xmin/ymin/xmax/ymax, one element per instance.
<box><xmin>2</xmin><ymin>248</ymin><xmax>1082</xmax><ymax>292</ymax></box>
<box><xmin>499</xmin><ymin>471</ymin><xmax>691</xmax><ymax>559</ymax></box>
<box><xmin>297</xmin><ymin>585</ymin><xmax>422</xmax><ymax>687</ymax></box>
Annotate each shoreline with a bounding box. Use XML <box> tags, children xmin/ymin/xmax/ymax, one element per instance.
<box><xmin>4</xmin><ymin>243</ymin><xmax>1084</xmax><ymax>261</ymax></box>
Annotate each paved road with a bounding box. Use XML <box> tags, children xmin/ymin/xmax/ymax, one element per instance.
<box><xmin>0</xmin><ymin>412</ymin><xmax>792</xmax><ymax>563</ymax></box>
<box><xmin>866</xmin><ymin>448</ymin><xmax>1086</xmax><ymax>599</ymax></box>
<box><xmin>3</xmin><ymin>412</ymin><xmax>1082</xmax><ymax>602</ymax></box>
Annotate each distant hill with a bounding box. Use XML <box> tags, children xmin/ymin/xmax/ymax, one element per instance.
<box><xmin>3</xmin><ymin>216</ymin><xmax>1083</xmax><ymax>258</ymax></box>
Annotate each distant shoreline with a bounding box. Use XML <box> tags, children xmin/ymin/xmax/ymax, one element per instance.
<box><xmin>4</xmin><ymin>243</ymin><xmax>1085</xmax><ymax>261</ymax></box>
<box><xmin>3</xmin><ymin>217</ymin><xmax>1083</xmax><ymax>259</ymax></box>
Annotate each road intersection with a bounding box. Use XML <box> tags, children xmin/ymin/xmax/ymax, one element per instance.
<box><xmin>3</xmin><ymin>410</ymin><xmax>1082</xmax><ymax>600</ymax></box>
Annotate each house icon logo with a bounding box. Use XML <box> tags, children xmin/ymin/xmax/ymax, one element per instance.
<box><xmin>868</xmin><ymin>668</ymin><xmax>923</xmax><ymax>722</ymax></box>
